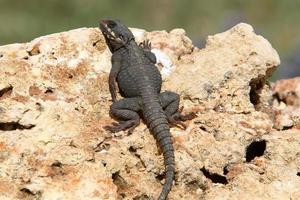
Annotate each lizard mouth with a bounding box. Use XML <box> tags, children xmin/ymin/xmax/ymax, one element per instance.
<box><xmin>99</xmin><ymin>21</ymin><xmax>115</xmax><ymax>38</ymax></box>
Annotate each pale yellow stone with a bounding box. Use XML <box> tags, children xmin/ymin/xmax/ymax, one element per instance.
<box><xmin>0</xmin><ymin>23</ymin><xmax>299</xmax><ymax>200</ymax></box>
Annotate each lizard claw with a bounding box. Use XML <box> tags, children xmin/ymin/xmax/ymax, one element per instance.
<box><xmin>169</xmin><ymin>119</ymin><xmax>187</xmax><ymax>130</ymax></box>
<box><xmin>167</xmin><ymin>111</ymin><xmax>197</xmax><ymax>130</ymax></box>
<box><xmin>104</xmin><ymin>125</ymin><xmax>122</xmax><ymax>133</ymax></box>
<box><xmin>139</xmin><ymin>40</ymin><xmax>152</xmax><ymax>51</ymax></box>
<box><xmin>104</xmin><ymin>120</ymin><xmax>140</xmax><ymax>133</ymax></box>
<box><xmin>178</xmin><ymin>112</ymin><xmax>197</xmax><ymax>121</ymax></box>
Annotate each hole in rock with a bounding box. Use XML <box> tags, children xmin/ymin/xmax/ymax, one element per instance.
<box><xmin>112</xmin><ymin>171</ymin><xmax>127</xmax><ymax>189</ymax></box>
<box><xmin>0</xmin><ymin>122</ymin><xmax>35</xmax><ymax>131</ymax></box>
<box><xmin>133</xmin><ymin>194</ymin><xmax>150</xmax><ymax>200</ymax></box>
<box><xmin>0</xmin><ymin>85</ymin><xmax>13</xmax><ymax>99</ymax></box>
<box><xmin>282</xmin><ymin>125</ymin><xmax>293</xmax><ymax>130</ymax></box>
<box><xmin>245</xmin><ymin>140</ymin><xmax>266</xmax><ymax>162</ymax></box>
<box><xmin>20</xmin><ymin>188</ymin><xmax>35</xmax><ymax>195</ymax></box>
<box><xmin>199</xmin><ymin>126</ymin><xmax>207</xmax><ymax>131</ymax></box>
<box><xmin>128</xmin><ymin>146</ymin><xmax>137</xmax><ymax>153</ymax></box>
<box><xmin>27</xmin><ymin>47</ymin><xmax>40</xmax><ymax>56</ymax></box>
<box><xmin>51</xmin><ymin>161</ymin><xmax>63</xmax><ymax>168</ymax></box>
<box><xmin>297</xmin><ymin>172</ymin><xmax>300</xmax><ymax>177</ymax></box>
<box><xmin>19</xmin><ymin>188</ymin><xmax>41</xmax><ymax>198</ymax></box>
<box><xmin>155</xmin><ymin>173</ymin><xmax>165</xmax><ymax>181</ymax></box>
<box><xmin>200</xmin><ymin>167</ymin><xmax>228</xmax><ymax>184</ymax></box>
<box><xmin>44</xmin><ymin>88</ymin><xmax>54</xmax><ymax>94</ymax></box>
<box><xmin>249</xmin><ymin>76</ymin><xmax>265</xmax><ymax>108</ymax></box>
<box><xmin>120</xmin><ymin>193</ymin><xmax>126</xmax><ymax>198</ymax></box>
<box><xmin>223</xmin><ymin>165</ymin><xmax>229</xmax><ymax>175</ymax></box>
<box><xmin>102</xmin><ymin>161</ymin><xmax>107</xmax><ymax>167</ymax></box>
<box><xmin>92</xmin><ymin>40</ymin><xmax>101</xmax><ymax>47</ymax></box>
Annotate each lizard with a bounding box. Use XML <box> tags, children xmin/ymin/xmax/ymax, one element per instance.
<box><xmin>99</xmin><ymin>19</ymin><xmax>195</xmax><ymax>200</ymax></box>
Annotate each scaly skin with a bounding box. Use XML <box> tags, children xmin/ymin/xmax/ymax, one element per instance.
<box><xmin>99</xmin><ymin>19</ymin><xmax>195</xmax><ymax>200</ymax></box>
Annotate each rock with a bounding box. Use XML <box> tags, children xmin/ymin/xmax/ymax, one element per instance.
<box><xmin>272</xmin><ymin>77</ymin><xmax>300</xmax><ymax>130</ymax></box>
<box><xmin>273</xmin><ymin>77</ymin><xmax>300</xmax><ymax>107</ymax></box>
<box><xmin>0</xmin><ymin>23</ymin><xmax>299</xmax><ymax>200</ymax></box>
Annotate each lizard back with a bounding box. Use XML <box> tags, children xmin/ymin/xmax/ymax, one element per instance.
<box><xmin>116</xmin><ymin>42</ymin><xmax>162</xmax><ymax>98</ymax></box>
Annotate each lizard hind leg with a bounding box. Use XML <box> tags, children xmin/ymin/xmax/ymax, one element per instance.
<box><xmin>159</xmin><ymin>91</ymin><xmax>196</xmax><ymax>129</ymax></box>
<box><xmin>105</xmin><ymin>97</ymin><xmax>141</xmax><ymax>134</ymax></box>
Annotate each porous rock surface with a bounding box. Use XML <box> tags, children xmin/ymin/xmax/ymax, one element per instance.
<box><xmin>0</xmin><ymin>23</ymin><xmax>299</xmax><ymax>200</ymax></box>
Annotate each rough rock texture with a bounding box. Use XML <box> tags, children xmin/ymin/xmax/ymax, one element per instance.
<box><xmin>0</xmin><ymin>23</ymin><xmax>299</xmax><ymax>200</ymax></box>
<box><xmin>272</xmin><ymin>77</ymin><xmax>300</xmax><ymax>130</ymax></box>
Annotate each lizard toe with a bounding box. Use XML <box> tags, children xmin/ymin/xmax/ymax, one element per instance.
<box><xmin>104</xmin><ymin>120</ymin><xmax>140</xmax><ymax>133</ymax></box>
<box><xmin>178</xmin><ymin>112</ymin><xmax>197</xmax><ymax>121</ymax></box>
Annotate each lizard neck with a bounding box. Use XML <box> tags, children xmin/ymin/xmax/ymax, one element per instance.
<box><xmin>112</xmin><ymin>38</ymin><xmax>135</xmax><ymax>53</ymax></box>
<box><xmin>125</xmin><ymin>39</ymin><xmax>138</xmax><ymax>50</ymax></box>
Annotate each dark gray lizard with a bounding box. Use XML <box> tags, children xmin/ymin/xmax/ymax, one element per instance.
<box><xmin>99</xmin><ymin>19</ymin><xmax>195</xmax><ymax>200</ymax></box>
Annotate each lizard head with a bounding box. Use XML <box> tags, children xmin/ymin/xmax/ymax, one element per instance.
<box><xmin>99</xmin><ymin>19</ymin><xmax>134</xmax><ymax>52</ymax></box>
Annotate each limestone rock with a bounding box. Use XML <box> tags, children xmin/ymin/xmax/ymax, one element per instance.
<box><xmin>272</xmin><ymin>77</ymin><xmax>300</xmax><ymax>129</ymax></box>
<box><xmin>0</xmin><ymin>23</ymin><xmax>299</xmax><ymax>200</ymax></box>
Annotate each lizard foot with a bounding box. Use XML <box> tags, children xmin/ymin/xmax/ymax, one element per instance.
<box><xmin>104</xmin><ymin>119</ymin><xmax>140</xmax><ymax>133</ymax></box>
<box><xmin>139</xmin><ymin>40</ymin><xmax>152</xmax><ymax>51</ymax></box>
<box><xmin>168</xmin><ymin>109</ymin><xmax>197</xmax><ymax>130</ymax></box>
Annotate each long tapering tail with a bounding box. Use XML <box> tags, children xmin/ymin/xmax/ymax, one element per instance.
<box><xmin>141</xmin><ymin>90</ymin><xmax>175</xmax><ymax>200</ymax></box>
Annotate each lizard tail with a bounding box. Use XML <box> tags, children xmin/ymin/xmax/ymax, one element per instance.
<box><xmin>141</xmin><ymin>91</ymin><xmax>175</xmax><ymax>200</ymax></box>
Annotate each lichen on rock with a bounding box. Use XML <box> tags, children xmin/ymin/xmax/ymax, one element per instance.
<box><xmin>0</xmin><ymin>23</ymin><xmax>299</xmax><ymax>200</ymax></box>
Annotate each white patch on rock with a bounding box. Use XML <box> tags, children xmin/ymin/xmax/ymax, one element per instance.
<box><xmin>131</xmin><ymin>28</ymin><xmax>146</xmax><ymax>42</ymax></box>
<box><xmin>66</xmin><ymin>50</ymin><xmax>89</xmax><ymax>68</ymax></box>
<box><xmin>151</xmin><ymin>48</ymin><xmax>175</xmax><ymax>77</ymax></box>
<box><xmin>93</xmin><ymin>49</ymin><xmax>111</xmax><ymax>73</ymax></box>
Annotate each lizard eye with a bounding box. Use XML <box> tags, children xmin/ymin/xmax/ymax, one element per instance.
<box><xmin>107</xmin><ymin>21</ymin><xmax>117</xmax><ymax>28</ymax></box>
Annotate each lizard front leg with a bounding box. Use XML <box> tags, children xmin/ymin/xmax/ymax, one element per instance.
<box><xmin>139</xmin><ymin>40</ymin><xmax>157</xmax><ymax>64</ymax></box>
<box><xmin>108</xmin><ymin>53</ymin><xmax>122</xmax><ymax>102</ymax></box>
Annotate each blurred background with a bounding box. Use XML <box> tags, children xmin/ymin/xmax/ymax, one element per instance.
<box><xmin>0</xmin><ymin>0</ymin><xmax>299</xmax><ymax>79</ymax></box>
